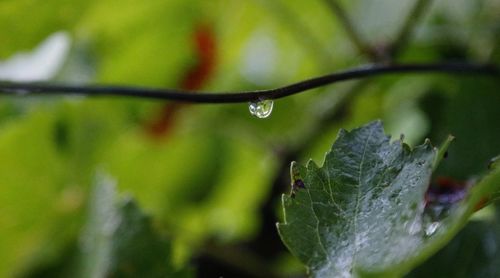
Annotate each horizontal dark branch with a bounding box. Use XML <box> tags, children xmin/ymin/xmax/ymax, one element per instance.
<box><xmin>0</xmin><ymin>62</ymin><xmax>498</xmax><ymax>104</ymax></box>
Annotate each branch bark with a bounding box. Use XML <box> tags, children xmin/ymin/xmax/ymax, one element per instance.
<box><xmin>0</xmin><ymin>62</ymin><xmax>497</xmax><ymax>103</ymax></box>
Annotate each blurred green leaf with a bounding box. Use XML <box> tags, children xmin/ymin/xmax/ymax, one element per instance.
<box><xmin>0</xmin><ymin>0</ymin><xmax>89</xmax><ymax>58</ymax></box>
<box><xmin>277</xmin><ymin>121</ymin><xmax>500</xmax><ymax>277</ymax></box>
<box><xmin>100</xmin><ymin>118</ymin><xmax>278</xmax><ymax>260</ymax></box>
<box><xmin>23</xmin><ymin>173</ymin><xmax>192</xmax><ymax>277</ymax></box>
<box><xmin>1</xmin><ymin>0</ymin><xmax>200</xmax><ymax>87</ymax></box>
<box><xmin>0</xmin><ymin>99</ymin><xmax>139</xmax><ymax>277</ymax></box>
<box><xmin>0</xmin><ymin>108</ymin><xmax>77</xmax><ymax>277</ymax></box>
<box><xmin>422</xmin><ymin>78</ymin><xmax>500</xmax><ymax>179</ymax></box>
<box><xmin>78</xmin><ymin>174</ymin><xmax>190</xmax><ymax>277</ymax></box>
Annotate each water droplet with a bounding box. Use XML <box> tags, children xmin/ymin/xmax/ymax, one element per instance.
<box><xmin>248</xmin><ymin>98</ymin><xmax>273</xmax><ymax>118</ymax></box>
<box><xmin>408</xmin><ymin>218</ymin><xmax>422</xmax><ymax>235</ymax></box>
<box><xmin>425</xmin><ymin>222</ymin><xmax>440</xmax><ymax>236</ymax></box>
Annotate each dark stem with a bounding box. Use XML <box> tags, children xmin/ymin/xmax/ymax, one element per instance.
<box><xmin>322</xmin><ymin>0</ymin><xmax>378</xmax><ymax>60</ymax></box>
<box><xmin>0</xmin><ymin>62</ymin><xmax>497</xmax><ymax>104</ymax></box>
<box><xmin>389</xmin><ymin>0</ymin><xmax>434</xmax><ymax>58</ymax></box>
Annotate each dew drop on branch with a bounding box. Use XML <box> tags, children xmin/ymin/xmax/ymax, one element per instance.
<box><xmin>248</xmin><ymin>99</ymin><xmax>273</xmax><ymax>118</ymax></box>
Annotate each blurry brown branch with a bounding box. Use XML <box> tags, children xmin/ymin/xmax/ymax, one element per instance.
<box><xmin>322</xmin><ymin>0</ymin><xmax>378</xmax><ymax>60</ymax></box>
<box><xmin>258</xmin><ymin>0</ymin><xmax>335</xmax><ymax>68</ymax></box>
<box><xmin>0</xmin><ymin>62</ymin><xmax>498</xmax><ymax>104</ymax></box>
<box><xmin>389</xmin><ymin>0</ymin><xmax>434</xmax><ymax>58</ymax></box>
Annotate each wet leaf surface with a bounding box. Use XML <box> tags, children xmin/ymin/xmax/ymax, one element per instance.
<box><xmin>278</xmin><ymin>121</ymin><xmax>500</xmax><ymax>277</ymax></box>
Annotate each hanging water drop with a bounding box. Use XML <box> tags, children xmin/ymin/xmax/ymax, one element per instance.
<box><xmin>248</xmin><ymin>98</ymin><xmax>273</xmax><ymax>118</ymax></box>
<box><xmin>425</xmin><ymin>222</ymin><xmax>441</xmax><ymax>236</ymax></box>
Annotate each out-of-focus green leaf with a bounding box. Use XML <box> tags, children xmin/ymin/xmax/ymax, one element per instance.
<box><xmin>0</xmin><ymin>0</ymin><xmax>89</xmax><ymax>58</ymax></box>
<box><xmin>422</xmin><ymin>78</ymin><xmax>500</xmax><ymax>179</ymax></box>
<box><xmin>0</xmin><ymin>98</ymin><xmax>147</xmax><ymax>277</ymax></box>
<box><xmin>22</xmin><ymin>173</ymin><xmax>192</xmax><ymax>277</ymax></box>
<box><xmin>0</xmin><ymin>108</ymin><xmax>76</xmax><ymax>277</ymax></box>
<box><xmin>77</xmin><ymin>0</ymin><xmax>199</xmax><ymax>85</ymax></box>
<box><xmin>79</xmin><ymin>174</ymin><xmax>190</xmax><ymax>277</ymax></box>
<box><xmin>101</xmin><ymin>118</ymin><xmax>277</xmax><ymax>261</ymax></box>
<box><xmin>1</xmin><ymin>0</ymin><xmax>200</xmax><ymax>87</ymax></box>
<box><xmin>353</xmin><ymin>0</ymin><xmax>413</xmax><ymax>43</ymax></box>
<box><xmin>277</xmin><ymin>121</ymin><xmax>500</xmax><ymax>277</ymax></box>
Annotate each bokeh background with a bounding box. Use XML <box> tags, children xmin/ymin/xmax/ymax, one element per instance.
<box><xmin>0</xmin><ymin>0</ymin><xmax>499</xmax><ymax>277</ymax></box>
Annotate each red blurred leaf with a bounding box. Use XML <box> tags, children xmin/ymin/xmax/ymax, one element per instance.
<box><xmin>425</xmin><ymin>176</ymin><xmax>487</xmax><ymax>213</ymax></box>
<box><xmin>146</xmin><ymin>23</ymin><xmax>217</xmax><ymax>138</ymax></box>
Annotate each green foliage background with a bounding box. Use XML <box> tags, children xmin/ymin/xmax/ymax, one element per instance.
<box><xmin>0</xmin><ymin>0</ymin><xmax>499</xmax><ymax>277</ymax></box>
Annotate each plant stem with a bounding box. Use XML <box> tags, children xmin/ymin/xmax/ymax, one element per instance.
<box><xmin>0</xmin><ymin>62</ymin><xmax>497</xmax><ymax>103</ymax></box>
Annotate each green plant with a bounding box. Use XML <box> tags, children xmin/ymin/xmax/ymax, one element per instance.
<box><xmin>0</xmin><ymin>0</ymin><xmax>499</xmax><ymax>277</ymax></box>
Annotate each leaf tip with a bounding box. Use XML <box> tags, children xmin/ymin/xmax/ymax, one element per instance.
<box><xmin>488</xmin><ymin>155</ymin><xmax>500</xmax><ymax>170</ymax></box>
<box><xmin>306</xmin><ymin>158</ymin><xmax>319</xmax><ymax>169</ymax></box>
<box><xmin>432</xmin><ymin>134</ymin><xmax>455</xmax><ymax>170</ymax></box>
<box><xmin>424</xmin><ymin>138</ymin><xmax>432</xmax><ymax>146</ymax></box>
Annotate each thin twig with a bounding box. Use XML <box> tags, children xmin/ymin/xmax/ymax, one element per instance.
<box><xmin>257</xmin><ymin>0</ymin><xmax>335</xmax><ymax>68</ymax></box>
<box><xmin>322</xmin><ymin>0</ymin><xmax>377</xmax><ymax>60</ymax></box>
<box><xmin>390</xmin><ymin>0</ymin><xmax>434</xmax><ymax>58</ymax></box>
<box><xmin>0</xmin><ymin>62</ymin><xmax>497</xmax><ymax>103</ymax></box>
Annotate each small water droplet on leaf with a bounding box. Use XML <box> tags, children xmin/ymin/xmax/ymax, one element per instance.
<box><xmin>248</xmin><ymin>99</ymin><xmax>273</xmax><ymax>118</ymax></box>
<box><xmin>407</xmin><ymin>218</ymin><xmax>422</xmax><ymax>235</ymax></box>
<box><xmin>425</xmin><ymin>222</ymin><xmax>440</xmax><ymax>236</ymax></box>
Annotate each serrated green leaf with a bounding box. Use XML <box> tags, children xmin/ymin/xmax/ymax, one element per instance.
<box><xmin>277</xmin><ymin>121</ymin><xmax>500</xmax><ymax>277</ymax></box>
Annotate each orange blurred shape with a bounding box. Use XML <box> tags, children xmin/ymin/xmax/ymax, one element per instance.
<box><xmin>147</xmin><ymin>23</ymin><xmax>217</xmax><ymax>138</ymax></box>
